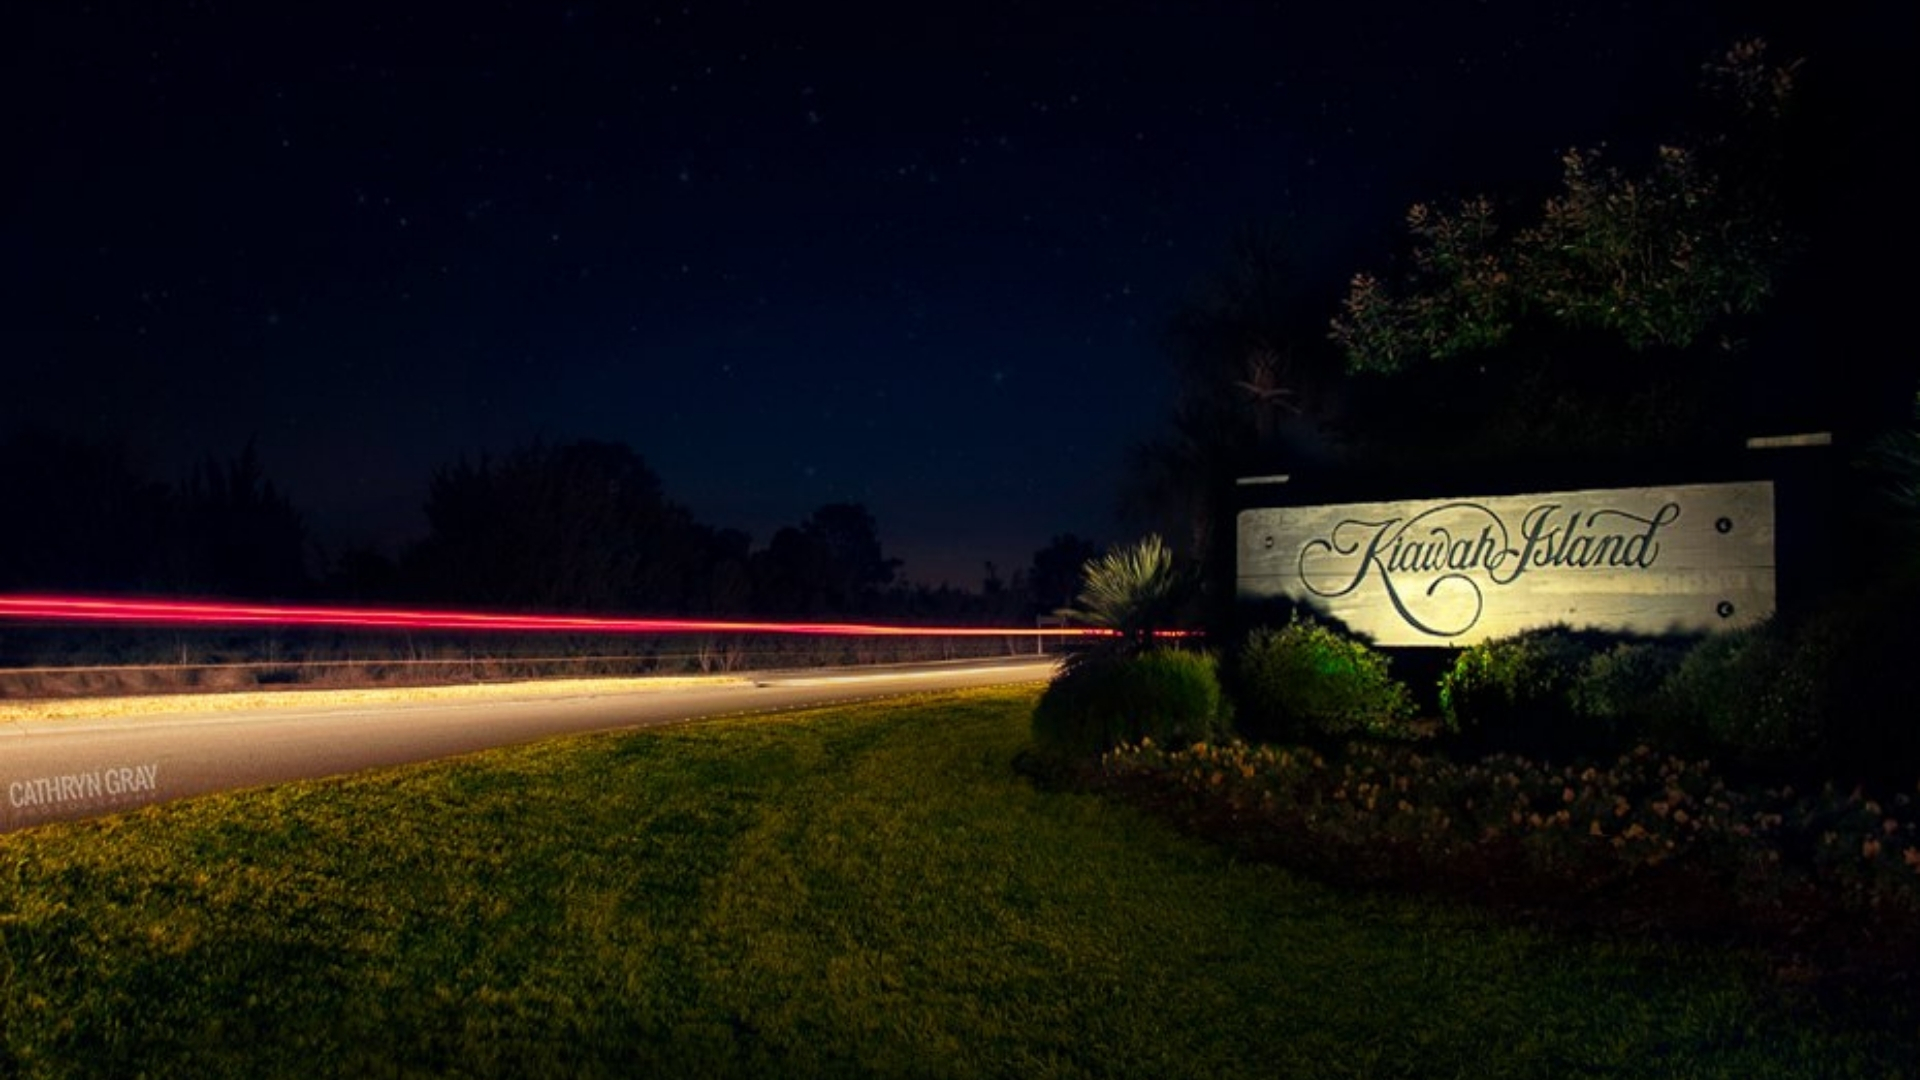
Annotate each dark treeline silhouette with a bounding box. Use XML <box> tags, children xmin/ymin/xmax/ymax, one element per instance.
<box><xmin>394</xmin><ymin>440</ymin><xmax>731</xmax><ymax>613</ymax></box>
<box><xmin>0</xmin><ymin>431</ymin><xmax>306</xmax><ymax>600</ymax></box>
<box><xmin>0</xmin><ymin>429</ymin><xmax>1100</xmax><ymax>623</ymax></box>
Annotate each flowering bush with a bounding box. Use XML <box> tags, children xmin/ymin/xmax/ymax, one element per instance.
<box><xmin>1098</xmin><ymin>736</ymin><xmax>1920</xmax><ymax>948</ymax></box>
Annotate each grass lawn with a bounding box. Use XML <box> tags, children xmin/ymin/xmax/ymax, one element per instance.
<box><xmin>0</xmin><ymin>686</ymin><xmax>1911</xmax><ymax>1078</ymax></box>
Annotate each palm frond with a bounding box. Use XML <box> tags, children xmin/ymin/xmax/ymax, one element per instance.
<box><xmin>1056</xmin><ymin>534</ymin><xmax>1188</xmax><ymax>651</ymax></box>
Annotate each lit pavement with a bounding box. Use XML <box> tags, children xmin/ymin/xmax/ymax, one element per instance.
<box><xmin>0</xmin><ymin>658</ymin><xmax>1057</xmax><ymax>833</ymax></box>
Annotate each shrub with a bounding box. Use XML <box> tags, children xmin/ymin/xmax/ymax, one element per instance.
<box><xmin>1569</xmin><ymin>639</ymin><xmax>1688</xmax><ymax>744</ymax></box>
<box><xmin>1651</xmin><ymin>622</ymin><xmax>1815</xmax><ymax>773</ymax></box>
<box><xmin>1031</xmin><ymin>647</ymin><xmax>1229</xmax><ymax>758</ymax></box>
<box><xmin>1234</xmin><ymin>618</ymin><xmax>1417</xmax><ymax>743</ymax></box>
<box><xmin>1776</xmin><ymin>585</ymin><xmax>1920</xmax><ymax>782</ymax></box>
<box><xmin>1439</xmin><ymin>629</ymin><xmax>1596</xmax><ymax>759</ymax></box>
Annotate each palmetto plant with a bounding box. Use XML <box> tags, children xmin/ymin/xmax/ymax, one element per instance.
<box><xmin>1057</xmin><ymin>534</ymin><xmax>1189</xmax><ymax>654</ymax></box>
<box><xmin>1873</xmin><ymin>392</ymin><xmax>1920</xmax><ymax>521</ymax></box>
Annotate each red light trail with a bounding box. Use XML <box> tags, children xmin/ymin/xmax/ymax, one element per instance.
<box><xmin>0</xmin><ymin>595</ymin><xmax>1108</xmax><ymax>638</ymax></box>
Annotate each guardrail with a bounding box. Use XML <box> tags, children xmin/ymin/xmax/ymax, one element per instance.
<box><xmin>0</xmin><ymin>596</ymin><xmax>1090</xmax><ymax>698</ymax></box>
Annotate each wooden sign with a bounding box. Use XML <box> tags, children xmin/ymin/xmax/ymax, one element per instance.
<box><xmin>1238</xmin><ymin>481</ymin><xmax>1775</xmax><ymax>646</ymax></box>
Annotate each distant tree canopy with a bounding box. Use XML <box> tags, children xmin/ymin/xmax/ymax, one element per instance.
<box><xmin>1026</xmin><ymin>533</ymin><xmax>1103</xmax><ymax>615</ymax></box>
<box><xmin>405</xmin><ymin>439</ymin><xmax>713</xmax><ymax>612</ymax></box>
<box><xmin>165</xmin><ymin>441</ymin><xmax>308</xmax><ymax>598</ymax></box>
<box><xmin>0</xmin><ymin>431</ymin><xmax>172</xmax><ymax>593</ymax></box>
<box><xmin>750</xmin><ymin>502</ymin><xmax>901</xmax><ymax>615</ymax></box>
<box><xmin>0</xmin><ymin>429</ymin><xmax>1099</xmax><ymax>620</ymax></box>
<box><xmin>0</xmin><ymin>431</ymin><xmax>310</xmax><ymax>597</ymax></box>
<box><xmin>404</xmin><ymin>442</ymin><xmax>921</xmax><ymax>617</ymax></box>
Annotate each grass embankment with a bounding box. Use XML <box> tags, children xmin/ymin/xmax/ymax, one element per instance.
<box><xmin>0</xmin><ymin>687</ymin><xmax>1910</xmax><ymax>1078</ymax></box>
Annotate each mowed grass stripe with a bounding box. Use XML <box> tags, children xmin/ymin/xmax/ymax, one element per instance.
<box><xmin>0</xmin><ymin>687</ymin><xmax>1908</xmax><ymax>1078</ymax></box>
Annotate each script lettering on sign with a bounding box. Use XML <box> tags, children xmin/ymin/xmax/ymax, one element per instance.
<box><xmin>1238</xmin><ymin>481</ymin><xmax>1774</xmax><ymax>646</ymax></box>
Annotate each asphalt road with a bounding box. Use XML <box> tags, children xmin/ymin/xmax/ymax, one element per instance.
<box><xmin>0</xmin><ymin>658</ymin><xmax>1058</xmax><ymax>834</ymax></box>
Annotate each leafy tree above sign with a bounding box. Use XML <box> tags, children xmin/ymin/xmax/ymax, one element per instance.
<box><xmin>1331</xmin><ymin>40</ymin><xmax>1799</xmax><ymax>377</ymax></box>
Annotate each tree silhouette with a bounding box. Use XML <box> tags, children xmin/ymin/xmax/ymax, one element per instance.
<box><xmin>406</xmin><ymin>439</ymin><xmax>708</xmax><ymax>611</ymax></box>
<box><xmin>750</xmin><ymin>502</ymin><xmax>900</xmax><ymax>614</ymax></box>
<box><xmin>1326</xmin><ymin>40</ymin><xmax>1806</xmax><ymax>471</ymax></box>
<box><xmin>1026</xmin><ymin>533</ymin><xmax>1102</xmax><ymax>616</ymax></box>
<box><xmin>1124</xmin><ymin>226</ymin><xmax>1343</xmax><ymax>611</ymax></box>
<box><xmin>166</xmin><ymin>440</ymin><xmax>310</xmax><ymax>598</ymax></box>
<box><xmin>0</xmin><ymin>430</ymin><xmax>170</xmax><ymax>592</ymax></box>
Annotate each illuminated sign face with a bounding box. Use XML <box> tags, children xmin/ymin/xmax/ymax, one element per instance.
<box><xmin>1237</xmin><ymin>481</ymin><xmax>1775</xmax><ymax>646</ymax></box>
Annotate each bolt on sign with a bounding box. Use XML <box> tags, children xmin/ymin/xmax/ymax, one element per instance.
<box><xmin>1237</xmin><ymin>481</ymin><xmax>1775</xmax><ymax>646</ymax></box>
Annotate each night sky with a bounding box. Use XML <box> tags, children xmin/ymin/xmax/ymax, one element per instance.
<box><xmin>3</xmin><ymin>1</ymin><xmax>1893</xmax><ymax>587</ymax></box>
